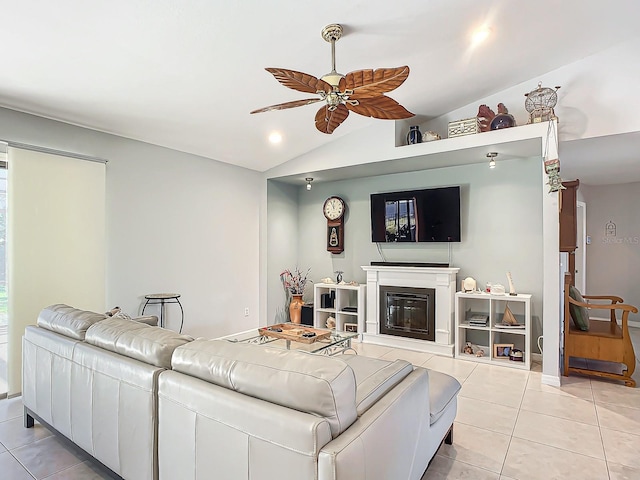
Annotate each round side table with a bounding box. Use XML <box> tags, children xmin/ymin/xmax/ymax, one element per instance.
<box><xmin>142</xmin><ymin>293</ymin><xmax>184</xmax><ymax>332</ymax></box>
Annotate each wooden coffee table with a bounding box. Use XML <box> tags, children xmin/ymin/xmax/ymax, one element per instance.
<box><xmin>223</xmin><ymin>324</ymin><xmax>358</xmax><ymax>356</ymax></box>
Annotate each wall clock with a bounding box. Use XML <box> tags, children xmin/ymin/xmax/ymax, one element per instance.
<box><xmin>323</xmin><ymin>196</ymin><xmax>346</xmax><ymax>253</ymax></box>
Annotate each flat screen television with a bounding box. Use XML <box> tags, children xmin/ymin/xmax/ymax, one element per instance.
<box><xmin>370</xmin><ymin>186</ymin><xmax>461</xmax><ymax>243</ymax></box>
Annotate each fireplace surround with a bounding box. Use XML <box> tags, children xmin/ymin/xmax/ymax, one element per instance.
<box><xmin>362</xmin><ymin>264</ymin><xmax>459</xmax><ymax>356</ymax></box>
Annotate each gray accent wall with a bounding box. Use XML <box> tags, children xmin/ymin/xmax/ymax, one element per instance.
<box><xmin>269</xmin><ymin>156</ymin><xmax>545</xmax><ymax>352</ymax></box>
<box><xmin>266</xmin><ymin>180</ymin><xmax>299</xmax><ymax>325</ymax></box>
<box><xmin>581</xmin><ymin>182</ymin><xmax>640</xmax><ymax>321</ymax></box>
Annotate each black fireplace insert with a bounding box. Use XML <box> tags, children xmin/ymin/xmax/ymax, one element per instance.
<box><xmin>379</xmin><ymin>285</ymin><xmax>435</xmax><ymax>341</ymax></box>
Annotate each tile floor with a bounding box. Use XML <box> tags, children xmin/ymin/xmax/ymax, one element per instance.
<box><xmin>352</xmin><ymin>337</ymin><xmax>640</xmax><ymax>480</ymax></box>
<box><xmin>0</xmin><ymin>328</ymin><xmax>638</xmax><ymax>479</ymax></box>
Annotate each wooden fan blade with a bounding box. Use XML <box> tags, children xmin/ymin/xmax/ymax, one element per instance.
<box><xmin>315</xmin><ymin>104</ymin><xmax>349</xmax><ymax>134</ymax></box>
<box><xmin>338</xmin><ymin>76</ymin><xmax>346</xmax><ymax>92</ymax></box>
<box><xmin>265</xmin><ymin>68</ymin><xmax>332</xmax><ymax>94</ymax></box>
<box><xmin>250</xmin><ymin>98</ymin><xmax>322</xmax><ymax>114</ymax></box>
<box><xmin>345</xmin><ymin>67</ymin><xmax>410</xmax><ymax>98</ymax></box>
<box><xmin>346</xmin><ymin>95</ymin><xmax>414</xmax><ymax>119</ymax></box>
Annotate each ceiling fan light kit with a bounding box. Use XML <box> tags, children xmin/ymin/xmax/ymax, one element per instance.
<box><xmin>251</xmin><ymin>24</ymin><xmax>414</xmax><ymax>134</ymax></box>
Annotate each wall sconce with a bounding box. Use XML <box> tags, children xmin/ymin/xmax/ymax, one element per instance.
<box><xmin>305</xmin><ymin>177</ymin><xmax>313</xmax><ymax>190</ymax></box>
<box><xmin>487</xmin><ymin>152</ymin><xmax>498</xmax><ymax>169</ymax></box>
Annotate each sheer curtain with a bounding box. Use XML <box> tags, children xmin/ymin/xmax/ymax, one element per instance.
<box><xmin>7</xmin><ymin>146</ymin><xmax>105</xmax><ymax>396</ymax></box>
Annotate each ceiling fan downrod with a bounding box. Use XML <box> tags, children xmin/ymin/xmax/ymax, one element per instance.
<box><xmin>321</xmin><ymin>24</ymin><xmax>344</xmax><ymax>87</ymax></box>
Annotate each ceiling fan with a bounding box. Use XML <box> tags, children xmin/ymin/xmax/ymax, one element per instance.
<box><xmin>250</xmin><ymin>24</ymin><xmax>414</xmax><ymax>134</ymax></box>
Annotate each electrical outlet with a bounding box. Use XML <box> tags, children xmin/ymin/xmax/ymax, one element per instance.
<box><xmin>244</xmin><ymin>307</ymin><xmax>249</xmax><ymax>317</ymax></box>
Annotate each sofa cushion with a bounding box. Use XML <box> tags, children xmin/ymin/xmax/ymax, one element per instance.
<box><xmin>340</xmin><ymin>355</ymin><xmax>413</xmax><ymax>416</ymax></box>
<box><xmin>426</xmin><ymin>369</ymin><xmax>461</xmax><ymax>425</ymax></box>
<box><xmin>37</xmin><ymin>304</ymin><xmax>107</xmax><ymax>340</ymax></box>
<box><xmin>569</xmin><ymin>286</ymin><xmax>590</xmax><ymax>331</ymax></box>
<box><xmin>85</xmin><ymin>317</ymin><xmax>193</xmax><ymax>368</ymax></box>
<box><xmin>171</xmin><ymin>339</ymin><xmax>357</xmax><ymax>438</ymax></box>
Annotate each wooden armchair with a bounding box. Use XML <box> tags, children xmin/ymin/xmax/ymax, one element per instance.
<box><xmin>563</xmin><ymin>273</ymin><xmax>637</xmax><ymax>387</ymax></box>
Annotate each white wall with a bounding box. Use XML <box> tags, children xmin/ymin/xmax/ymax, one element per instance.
<box><xmin>0</xmin><ymin>107</ymin><xmax>262</xmax><ymax>339</ymax></box>
<box><xmin>290</xmin><ymin>157</ymin><xmax>544</xmax><ymax>351</ymax></box>
<box><xmin>580</xmin><ymin>182</ymin><xmax>640</xmax><ymax>321</ymax></box>
<box><xmin>415</xmin><ymin>36</ymin><xmax>640</xmax><ymax>144</ymax></box>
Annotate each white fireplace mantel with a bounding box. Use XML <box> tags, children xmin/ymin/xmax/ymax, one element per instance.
<box><xmin>361</xmin><ymin>265</ymin><xmax>460</xmax><ymax>356</ymax></box>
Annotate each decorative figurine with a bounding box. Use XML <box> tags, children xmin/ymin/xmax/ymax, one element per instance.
<box><xmin>506</xmin><ymin>272</ymin><xmax>517</xmax><ymax>296</ymax></box>
<box><xmin>422</xmin><ymin>130</ymin><xmax>441</xmax><ymax>142</ymax></box>
<box><xmin>544</xmin><ymin>158</ymin><xmax>565</xmax><ymax>193</ymax></box>
<box><xmin>477</xmin><ymin>103</ymin><xmax>515</xmax><ymax>132</ymax></box>
<box><xmin>334</xmin><ymin>270</ymin><xmax>343</xmax><ymax>283</ymax></box>
<box><xmin>462</xmin><ymin>277</ymin><xmax>477</xmax><ymax>292</ymax></box>
<box><xmin>463</xmin><ymin>342</ymin><xmax>474</xmax><ymax>354</ymax></box>
<box><xmin>325</xmin><ymin>316</ymin><xmax>336</xmax><ymax>329</ymax></box>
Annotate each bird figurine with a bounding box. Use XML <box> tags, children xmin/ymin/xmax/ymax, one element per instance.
<box><xmin>477</xmin><ymin>104</ymin><xmax>495</xmax><ymax>132</ymax></box>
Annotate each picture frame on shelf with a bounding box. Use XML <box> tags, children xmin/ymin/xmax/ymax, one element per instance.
<box><xmin>494</xmin><ymin>343</ymin><xmax>514</xmax><ymax>358</ymax></box>
<box><xmin>344</xmin><ymin>323</ymin><xmax>358</xmax><ymax>333</ymax></box>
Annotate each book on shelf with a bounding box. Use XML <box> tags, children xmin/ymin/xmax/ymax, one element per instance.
<box><xmin>467</xmin><ymin>313</ymin><xmax>488</xmax><ymax>325</ymax></box>
<box><xmin>468</xmin><ymin>322</ymin><xmax>488</xmax><ymax>327</ymax></box>
<box><xmin>493</xmin><ymin>323</ymin><xmax>525</xmax><ymax>329</ymax></box>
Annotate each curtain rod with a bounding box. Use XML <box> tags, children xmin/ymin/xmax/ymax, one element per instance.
<box><xmin>0</xmin><ymin>140</ymin><xmax>108</xmax><ymax>164</ymax></box>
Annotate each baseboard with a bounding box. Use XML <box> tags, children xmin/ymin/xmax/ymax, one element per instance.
<box><xmin>362</xmin><ymin>333</ymin><xmax>454</xmax><ymax>357</ymax></box>
<box><xmin>541</xmin><ymin>374</ymin><xmax>561</xmax><ymax>386</ymax></box>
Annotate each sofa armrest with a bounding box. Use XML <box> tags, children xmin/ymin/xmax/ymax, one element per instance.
<box><xmin>318</xmin><ymin>368</ymin><xmax>433</xmax><ymax>480</ymax></box>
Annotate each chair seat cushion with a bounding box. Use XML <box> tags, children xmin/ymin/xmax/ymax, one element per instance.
<box><xmin>569</xmin><ymin>286</ymin><xmax>590</xmax><ymax>331</ymax></box>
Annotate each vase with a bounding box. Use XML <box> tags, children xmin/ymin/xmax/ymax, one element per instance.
<box><xmin>289</xmin><ymin>294</ymin><xmax>304</xmax><ymax>324</ymax></box>
<box><xmin>406</xmin><ymin>125</ymin><xmax>422</xmax><ymax>145</ymax></box>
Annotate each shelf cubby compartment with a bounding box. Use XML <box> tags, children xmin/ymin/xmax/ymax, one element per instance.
<box><xmin>313</xmin><ymin>283</ymin><xmax>366</xmax><ymax>339</ymax></box>
<box><xmin>455</xmin><ymin>291</ymin><xmax>531</xmax><ymax>370</ymax></box>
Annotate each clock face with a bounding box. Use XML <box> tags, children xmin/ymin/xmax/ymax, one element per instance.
<box><xmin>323</xmin><ymin>196</ymin><xmax>345</xmax><ymax>220</ymax></box>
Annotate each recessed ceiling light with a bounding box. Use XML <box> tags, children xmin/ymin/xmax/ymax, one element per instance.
<box><xmin>268</xmin><ymin>132</ymin><xmax>282</xmax><ymax>144</ymax></box>
<box><xmin>471</xmin><ymin>26</ymin><xmax>491</xmax><ymax>46</ymax></box>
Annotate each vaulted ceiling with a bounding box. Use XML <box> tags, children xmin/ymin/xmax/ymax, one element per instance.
<box><xmin>1</xmin><ymin>1</ymin><xmax>638</xmax><ymax>182</ymax></box>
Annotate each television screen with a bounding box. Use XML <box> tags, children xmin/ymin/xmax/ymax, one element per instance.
<box><xmin>370</xmin><ymin>186</ymin><xmax>461</xmax><ymax>243</ymax></box>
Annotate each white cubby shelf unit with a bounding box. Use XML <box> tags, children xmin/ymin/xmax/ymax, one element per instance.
<box><xmin>454</xmin><ymin>291</ymin><xmax>532</xmax><ymax>370</ymax></box>
<box><xmin>313</xmin><ymin>283</ymin><xmax>366</xmax><ymax>340</ymax></box>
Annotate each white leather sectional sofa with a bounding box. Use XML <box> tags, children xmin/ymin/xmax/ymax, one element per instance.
<box><xmin>22</xmin><ymin>304</ymin><xmax>461</xmax><ymax>480</ymax></box>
